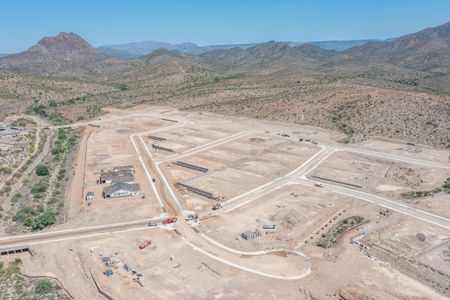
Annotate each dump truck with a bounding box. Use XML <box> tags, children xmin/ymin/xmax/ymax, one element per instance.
<box><xmin>139</xmin><ymin>240</ymin><xmax>152</xmax><ymax>249</ymax></box>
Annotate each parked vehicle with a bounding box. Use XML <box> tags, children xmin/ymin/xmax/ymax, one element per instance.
<box><xmin>139</xmin><ymin>240</ymin><xmax>152</xmax><ymax>249</ymax></box>
<box><xmin>162</xmin><ymin>217</ymin><xmax>177</xmax><ymax>224</ymax></box>
<box><xmin>185</xmin><ymin>214</ymin><xmax>198</xmax><ymax>221</ymax></box>
<box><xmin>212</xmin><ymin>203</ymin><xmax>222</xmax><ymax>210</ymax></box>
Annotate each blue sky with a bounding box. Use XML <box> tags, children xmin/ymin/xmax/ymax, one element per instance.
<box><xmin>1</xmin><ymin>0</ymin><xmax>450</xmax><ymax>53</ymax></box>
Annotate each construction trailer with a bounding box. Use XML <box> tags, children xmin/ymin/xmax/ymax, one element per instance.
<box><xmin>103</xmin><ymin>183</ymin><xmax>140</xmax><ymax>198</ymax></box>
<box><xmin>262</xmin><ymin>224</ymin><xmax>276</xmax><ymax>230</ymax></box>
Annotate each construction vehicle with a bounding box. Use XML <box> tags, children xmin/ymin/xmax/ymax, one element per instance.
<box><xmin>162</xmin><ymin>217</ymin><xmax>177</xmax><ymax>224</ymax></box>
<box><xmin>139</xmin><ymin>240</ymin><xmax>152</xmax><ymax>249</ymax></box>
<box><xmin>184</xmin><ymin>214</ymin><xmax>198</xmax><ymax>221</ymax></box>
<box><xmin>212</xmin><ymin>203</ymin><xmax>222</xmax><ymax>210</ymax></box>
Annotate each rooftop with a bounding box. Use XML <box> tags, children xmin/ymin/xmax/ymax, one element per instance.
<box><xmin>103</xmin><ymin>182</ymin><xmax>140</xmax><ymax>195</ymax></box>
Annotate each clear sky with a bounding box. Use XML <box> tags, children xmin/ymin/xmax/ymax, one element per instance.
<box><xmin>1</xmin><ymin>0</ymin><xmax>450</xmax><ymax>53</ymax></box>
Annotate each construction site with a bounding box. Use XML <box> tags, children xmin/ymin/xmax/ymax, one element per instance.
<box><xmin>0</xmin><ymin>105</ymin><xmax>449</xmax><ymax>299</ymax></box>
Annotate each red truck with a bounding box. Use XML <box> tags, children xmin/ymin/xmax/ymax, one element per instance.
<box><xmin>162</xmin><ymin>217</ymin><xmax>177</xmax><ymax>224</ymax></box>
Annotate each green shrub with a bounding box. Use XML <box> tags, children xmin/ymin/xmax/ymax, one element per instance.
<box><xmin>11</xmin><ymin>193</ymin><xmax>22</xmax><ymax>203</ymax></box>
<box><xmin>13</xmin><ymin>206</ymin><xmax>37</xmax><ymax>222</ymax></box>
<box><xmin>118</xmin><ymin>83</ymin><xmax>129</xmax><ymax>90</ymax></box>
<box><xmin>35</xmin><ymin>278</ymin><xmax>52</xmax><ymax>294</ymax></box>
<box><xmin>31</xmin><ymin>184</ymin><xmax>47</xmax><ymax>196</ymax></box>
<box><xmin>33</xmin><ymin>210</ymin><xmax>56</xmax><ymax>230</ymax></box>
<box><xmin>35</xmin><ymin>165</ymin><xmax>49</xmax><ymax>176</ymax></box>
<box><xmin>57</xmin><ymin>129</ymin><xmax>67</xmax><ymax>140</ymax></box>
<box><xmin>3</xmin><ymin>185</ymin><xmax>12</xmax><ymax>193</ymax></box>
<box><xmin>0</xmin><ymin>165</ymin><xmax>12</xmax><ymax>174</ymax></box>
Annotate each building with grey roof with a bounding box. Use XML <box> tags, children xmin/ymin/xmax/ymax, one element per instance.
<box><xmin>100</xmin><ymin>170</ymin><xmax>135</xmax><ymax>184</ymax></box>
<box><xmin>112</xmin><ymin>165</ymin><xmax>135</xmax><ymax>174</ymax></box>
<box><xmin>102</xmin><ymin>183</ymin><xmax>140</xmax><ymax>198</ymax></box>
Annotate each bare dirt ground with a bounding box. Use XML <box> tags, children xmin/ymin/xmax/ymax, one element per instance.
<box><xmin>310</xmin><ymin>151</ymin><xmax>450</xmax><ymax>217</ymax></box>
<box><xmin>2</xmin><ymin>105</ymin><xmax>449</xmax><ymax>300</ymax></box>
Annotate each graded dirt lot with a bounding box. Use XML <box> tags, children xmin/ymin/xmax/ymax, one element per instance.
<box><xmin>160</xmin><ymin>133</ymin><xmax>321</xmax><ymax>211</ymax></box>
<box><xmin>309</xmin><ymin>151</ymin><xmax>450</xmax><ymax>217</ymax></box>
<box><xmin>200</xmin><ymin>184</ymin><xmax>350</xmax><ymax>251</ymax></box>
<box><xmin>1</xmin><ymin>105</ymin><xmax>449</xmax><ymax>299</ymax></box>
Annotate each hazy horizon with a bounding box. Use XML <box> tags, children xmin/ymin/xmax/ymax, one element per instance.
<box><xmin>1</xmin><ymin>0</ymin><xmax>450</xmax><ymax>53</ymax></box>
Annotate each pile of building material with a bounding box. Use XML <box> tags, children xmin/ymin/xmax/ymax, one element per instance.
<box><xmin>241</xmin><ymin>229</ymin><xmax>261</xmax><ymax>240</ymax></box>
<box><xmin>173</xmin><ymin>161</ymin><xmax>208</xmax><ymax>173</ymax></box>
<box><xmin>152</xmin><ymin>144</ymin><xmax>174</xmax><ymax>152</ymax></box>
<box><xmin>147</xmin><ymin>135</ymin><xmax>166</xmax><ymax>141</ymax></box>
<box><xmin>310</xmin><ymin>175</ymin><xmax>362</xmax><ymax>189</ymax></box>
<box><xmin>176</xmin><ymin>182</ymin><xmax>214</xmax><ymax>199</ymax></box>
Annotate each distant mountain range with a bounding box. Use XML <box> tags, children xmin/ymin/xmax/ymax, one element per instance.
<box><xmin>1</xmin><ymin>21</ymin><xmax>450</xmax><ymax>75</ymax></box>
<box><xmin>97</xmin><ymin>39</ymin><xmax>373</xmax><ymax>58</ymax></box>
<box><xmin>2</xmin><ymin>21</ymin><xmax>450</xmax><ymax>76</ymax></box>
